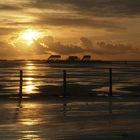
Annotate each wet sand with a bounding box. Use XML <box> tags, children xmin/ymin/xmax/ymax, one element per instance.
<box><xmin>0</xmin><ymin>97</ymin><xmax>140</xmax><ymax>140</ymax></box>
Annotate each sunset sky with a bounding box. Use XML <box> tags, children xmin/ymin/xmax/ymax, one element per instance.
<box><xmin>0</xmin><ymin>0</ymin><xmax>140</xmax><ymax>60</ymax></box>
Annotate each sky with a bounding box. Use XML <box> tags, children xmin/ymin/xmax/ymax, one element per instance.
<box><xmin>0</xmin><ymin>0</ymin><xmax>140</xmax><ymax>60</ymax></box>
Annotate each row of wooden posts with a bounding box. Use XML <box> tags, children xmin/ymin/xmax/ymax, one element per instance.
<box><xmin>19</xmin><ymin>68</ymin><xmax>113</xmax><ymax>100</ymax></box>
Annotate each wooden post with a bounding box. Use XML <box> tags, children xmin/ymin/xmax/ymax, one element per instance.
<box><xmin>19</xmin><ymin>70</ymin><xmax>23</xmax><ymax>100</ymax></box>
<box><xmin>63</xmin><ymin>70</ymin><xmax>67</xmax><ymax>98</ymax></box>
<box><xmin>109</xmin><ymin>68</ymin><xmax>112</xmax><ymax>97</ymax></box>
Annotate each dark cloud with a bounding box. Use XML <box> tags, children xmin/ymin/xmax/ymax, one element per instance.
<box><xmin>0</xmin><ymin>1</ymin><xmax>139</xmax><ymax>60</ymax></box>
<box><xmin>2</xmin><ymin>0</ymin><xmax>138</xmax><ymax>31</ymax></box>
<box><xmin>80</xmin><ymin>37</ymin><xmax>93</xmax><ymax>49</ymax></box>
<box><xmin>9</xmin><ymin>0</ymin><xmax>137</xmax><ymax>31</ymax></box>
<box><xmin>36</xmin><ymin>36</ymin><xmax>140</xmax><ymax>55</ymax></box>
<box><xmin>0</xmin><ymin>41</ymin><xmax>45</xmax><ymax>58</ymax></box>
<box><xmin>96</xmin><ymin>41</ymin><xmax>140</xmax><ymax>54</ymax></box>
<box><xmin>0</xmin><ymin>3</ymin><xmax>22</xmax><ymax>11</ymax></box>
<box><xmin>36</xmin><ymin>16</ymin><xmax>124</xmax><ymax>30</ymax></box>
<box><xmin>11</xmin><ymin>36</ymin><xmax>84</xmax><ymax>55</ymax></box>
<box><xmin>47</xmin><ymin>42</ymin><xmax>84</xmax><ymax>55</ymax></box>
<box><xmin>79</xmin><ymin>37</ymin><xmax>140</xmax><ymax>55</ymax></box>
<box><xmin>28</xmin><ymin>0</ymin><xmax>140</xmax><ymax>17</ymax></box>
<box><xmin>0</xmin><ymin>27</ymin><xmax>19</xmax><ymax>35</ymax></box>
<box><xmin>0</xmin><ymin>37</ymin><xmax>139</xmax><ymax>58</ymax></box>
<box><xmin>0</xmin><ymin>41</ymin><xmax>18</xmax><ymax>57</ymax></box>
<box><xmin>8</xmin><ymin>16</ymin><xmax>125</xmax><ymax>31</ymax></box>
<box><xmin>38</xmin><ymin>36</ymin><xmax>85</xmax><ymax>55</ymax></box>
<box><xmin>0</xmin><ymin>36</ymin><xmax>140</xmax><ymax>58</ymax></box>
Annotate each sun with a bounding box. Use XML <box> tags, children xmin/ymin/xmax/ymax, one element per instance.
<box><xmin>21</xmin><ymin>29</ymin><xmax>40</xmax><ymax>45</ymax></box>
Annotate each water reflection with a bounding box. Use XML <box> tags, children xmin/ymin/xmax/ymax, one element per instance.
<box><xmin>92</xmin><ymin>83</ymin><xmax>132</xmax><ymax>94</ymax></box>
<box><xmin>25</xmin><ymin>78</ymin><xmax>35</xmax><ymax>93</ymax></box>
<box><xmin>24</xmin><ymin>62</ymin><xmax>37</xmax><ymax>94</ymax></box>
<box><xmin>1</xmin><ymin>98</ymin><xmax>140</xmax><ymax>140</ymax></box>
<box><xmin>13</xmin><ymin>100</ymin><xmax>22</xmax><ymax>121</ymax></box>
<box><xmin>22</xmin><ymin>134</ymin><xmax>42</xmax><ymax>140</ymax></box>
<box><xmin>26</xmin><ymin>62</ymin><xmax>35</xmax><ymax>70</ymax></box>
<box><xmin>62</xmin><ymin>101</ymin><xmax>72</xmax><ymax>117</ymax></box>
<box><xmin>20</xmin><ymin>118</ymin><xmax>41</xmax><ymax>126</ymax></box>
<box><xmin>109</xmin><ymin>98</ymin><xmax>113</xmax><ymax>115</ymax></box>
<box><xmin>16</xmin><ymin>102</ymin><xmax>44</xmax><ymax>126</ymax></box>
<box><xmin>63</xmin><ymin>102</ymin><xmax>67</xmax><ymax>117</ymax></box>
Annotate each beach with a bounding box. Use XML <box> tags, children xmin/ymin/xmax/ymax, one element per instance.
<box><xmin>0</xmin><ymin>61</ymin><xmax>140</xmax><ymax>97</ymax></box>
<box><xmin>1</xmin><ymin>0</ymin><xmax>140</xmax><ymax>139</ymax></box>
<box><xmin>0</xmin><ymin>61</ymin><xmax>140</xmax><ymax>139</ymax></box>
<box><xmin>0</xmin><ymin>97</ymin><xmax>140</xmax><ymax>140</ymax></box>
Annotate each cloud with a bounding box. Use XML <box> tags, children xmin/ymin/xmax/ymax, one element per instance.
<box><xmin>1</xmin><ymin>0</ymin><xmax>139</xmax><ymax>32</ymax></box>
<box><xmin>0</xmin><ymin>3</ymin><xmax>22</xmax><ymax>11</ymax></box>
<box><xmin>38</xmin><ymin>36</ymin><xmax>85</xmax><ymax>55</ymax></box>
<box><xmin>95</xmin><ymin>41</ymin><xmax>140</xmax><ymax>55</ymax></box>
<box><xmin>0</xmin><ymin>36</ymin><xmax>139</xmax><ymax>59</ymax></box>
<box><xmin>38</xmin><ymin>17</ymin><xmax>124</xmax><ymax>30</ymax></box>
<box><xmin>47</xmin><ymin>42</ymin><xmax>84</xmax><ymax>55</ymax></box>
<box><xmin>0</xmin><ymin>27</ymin><xmax>20</xmax><ymax>35</ymax></box>
<box><xmin>80</xmin><ymin>37</ymin><xmax>93</xmax><ymax>49</ymax></box>
<box><xmin>11</xmin><ymin>35</ymin><xmax>85</xmax><ymax>56</ymax></box>
<box><xmin>8</xmin><ymin>16</ymin><xmax>125</xmax><ymax>31</ymax></box>
<box><xmin>0</xmin><ymin>1</ymin><xmax>139</xmax><ymax>60</ymax></box>
<box><xmin>36</xmin><ymin>36</ymin><xmax>140</xmax><ymax>55</ymax></box>
<box><xmin>29</xmin><ymin>0</ymin><xmax>140</xmax><ymax>17</ymax></box>
<box><xmin>0</xmin><ymin>42</ymin><xmax>18</xmax><ymax>57</ymax></box>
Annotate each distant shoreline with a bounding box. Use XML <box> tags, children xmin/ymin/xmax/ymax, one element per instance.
<box><xmin>0</xmin><ymin>60</ymin><xmax>140</xmax><ymax>63</ymax></box>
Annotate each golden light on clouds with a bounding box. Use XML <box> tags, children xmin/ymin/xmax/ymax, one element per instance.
<box><xmin>20</xmin><ymin>29</ymin><xmax>40</xmax><ymax>45</ymax></box>
<box><xmin>0</xmin><ymin>0</ymin><xmax>139</xmax><ymax>60</ymax></box>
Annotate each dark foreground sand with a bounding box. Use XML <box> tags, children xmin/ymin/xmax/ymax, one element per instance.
<box><xmin>0</xmin><ymin>97</ymin><xmax>140</xmax><ymax>140</ymax></box>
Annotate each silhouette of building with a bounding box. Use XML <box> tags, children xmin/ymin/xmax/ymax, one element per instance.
<box><xmin>67</xmin><ymin>56</ymin><xmax>80</xmax><ymax>61</ymax></box>
<box><xmin>82</xmin><ymin>55</ymin><xmax>91</xmax><ymax>61</ymax></box>
<box><xmin>47</xmin><ymin>55</ymin><xmax>61</xmax><ymax>61</ymax></box>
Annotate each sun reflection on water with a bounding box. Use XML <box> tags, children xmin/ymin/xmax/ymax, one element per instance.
<box><xmin>22</xmin><ymin>134</ymin><xmax>43</xmax><ymax>140</ymax></box>
<box><xmin>25</xmin><ymin>85</ymin><xmax>35</xmax><ymax>93</ymax></box>
<box><xmin>20</xmin><ymin>118</ymin><xmax>40</xmax><ymax>125</ymax></box>
<box><xmin>26</xmin><ymin>62</ymin><xmax>35</xmax><ymax>70</ymax></box>
<box><xmin>24</xmin><ymin>62</ymin><xmax>38</xmax><ymax>94</ymax></box>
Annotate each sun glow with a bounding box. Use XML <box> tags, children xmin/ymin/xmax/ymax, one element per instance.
<box><xmin>21</xmin><ymin>29</ymin><xmax>40</xmax><ymax>45</ymax></box>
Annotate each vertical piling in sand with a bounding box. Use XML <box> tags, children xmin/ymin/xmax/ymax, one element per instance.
<box><xmin>63</xmin><ymin>70</ymin><xmax>67</xmax><ymax>98</ymax></box>
<box><xmin>19</xmin><ymin>70</ymin><xmax>23</xmax><ymax>100</ymax></box>
<box><xmin>109</xmin><ymin>68</ymin><xmax>112</xmax><ymax>96</ymax></box>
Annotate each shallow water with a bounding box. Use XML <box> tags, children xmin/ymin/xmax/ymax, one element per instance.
<box><xmin>0</xmin><ymin>98</ymin><xmax>140</xmax><ymax>140</ymax></box>
<box><xmin>0</xmin><ymin>61</ymin><xmax>140</xmax><ymax>96</ymax></box>
<box><xmin>0</xmin><ymin>61</ymin><xmax>140</xmax><ymax>139</ymax></box>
